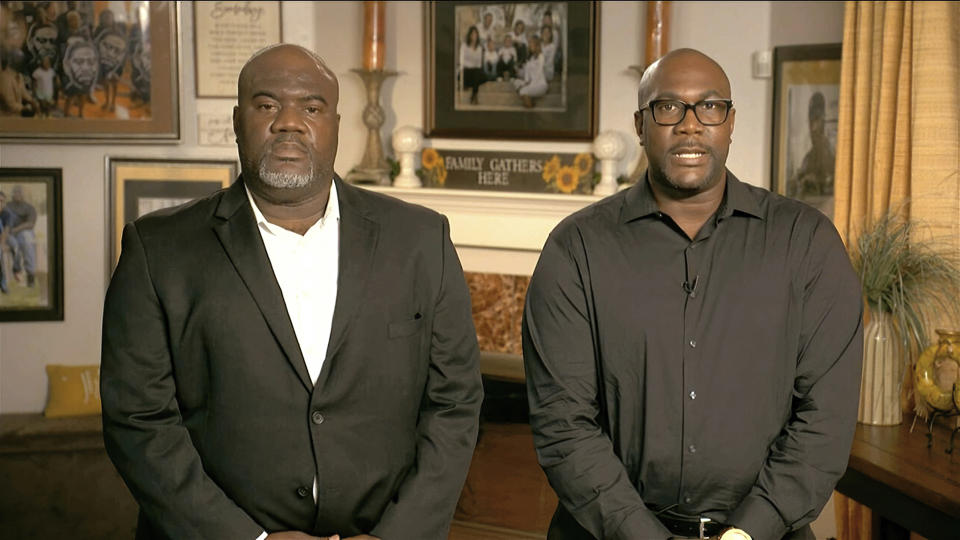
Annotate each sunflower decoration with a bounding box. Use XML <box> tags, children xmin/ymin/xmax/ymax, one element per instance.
<box><xmin>573</xmin><ymin>153</ymin><xmax>594</xmax><ymax>176</ymax></box>
<box><xmin>554</xmin><ymin>166</ymin><xmax>580</xmax><ymax>194</ymax></box>
<box><xmin>542</xmin><ymin>155</ymin><xmax>561</xmax><ymax>184</ymax></box>
<box><xmin>420</xmin><ymin>148</ymin><xmax>447</xmax><ymax>187</ymax></box>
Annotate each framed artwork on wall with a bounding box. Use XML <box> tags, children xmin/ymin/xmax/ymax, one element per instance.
<box><xmin>0</xmin><ymin>1</ymin><xmax>180</xmax><ymax>142</ymax></box>
<box><xmin>193</xmin><ymin>1</ymin><xmax>282</xmax><ymax>98</ymax></box>
<box><xmin>771</xmin><ymin>43</ymin><xmax>842</xmax><ymax>220</ymax></box>
<box><xmin>0</xmin><ymin>168</ymin><xmax>63</xmax><ymax>322</ymax></box>
<box><xmin>106</xmin><ymin>158</ymin><xmax>237</xmax><ymax>274</ymax></box>
<box><xmin>424</xmin><ymin>1</ymin><xmax>599</xmax><ymax>141</ymax></box>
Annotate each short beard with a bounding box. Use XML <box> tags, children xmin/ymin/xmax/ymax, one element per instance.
<box><xmin>257</xmin><ymin>160</ymin><xmax>315</xmax><ymax>189</ymax></box>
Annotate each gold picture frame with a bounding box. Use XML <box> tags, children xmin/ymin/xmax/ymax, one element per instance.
<box><xmin>0</xmin><ymin>1</ymin><xmax>181</xmax><ymax>142</ymax></box>
<box><xmin>106</xmin><ymin>158</ymin><xmax>236</xmax><ymax>275</ymax></box>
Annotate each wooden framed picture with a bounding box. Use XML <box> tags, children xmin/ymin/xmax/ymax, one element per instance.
<box><xmin>424</xmin><ymin>1</ymin><xmax>599</xmax><ymax>141</ymax></box>
<box><xmin>0</xmin><ymin>1</ymin><xmax>180</xmax><ymax>142</ymax></box>
<box><xmin>106</xmin><ymin>158</ymin><xmax>237</xmax><ymax>273</ymax></box>
<box><xmin>0</xmin><ymin>168</ymin><xmax>63</xmax><ymax>322</ymax></box>
<box><xmin>771</xmin><ymin>43</ymin><xmax>842</xmax><ymax>219</ymax></box>
<box><xmin>193</xmin><ymin>1</ymin><xmax>283</xmax><ymax>98</ymax></box>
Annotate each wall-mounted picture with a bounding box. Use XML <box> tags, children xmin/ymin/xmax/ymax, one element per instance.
<box><xmin>0</xmin><ymin>1</ymin><xmax>179</xmax><ymax>141</ymax></box>
<box><xmin>424</xmin><ymin>1</ymin><xmax>598</xmax><ymax>140</ymax></box>
<box><xmin>0</xmin><ymin>168</ymin><xmax>63</xmax><ymax>322</ymax></box>
<box><xmin>193</xmin><ymin>1</ymin><xmax>282</xmax><ymax>98</ymax></box>
<box><xmin>107</xmin><ymin>159</ymin><xmax>236</xmax><ymax>273</ymax></box>
<box><xmin>771</xmin><ymin>43</ymin><xmax>842</xmax><ymax>220</ymax></box>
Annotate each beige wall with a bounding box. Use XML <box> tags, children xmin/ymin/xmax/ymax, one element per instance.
<box><xmin>0</xmin><ymin>0</ymin><xmax>844</xmax><ymax>414</ymax></box>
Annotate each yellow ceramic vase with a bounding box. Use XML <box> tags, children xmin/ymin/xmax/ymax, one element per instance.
<box><xmin>914</xmin><ymin>329</ymin><xmax>960</xmax><ymax>413</ymax></box>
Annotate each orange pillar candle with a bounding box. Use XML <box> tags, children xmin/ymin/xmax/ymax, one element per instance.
<box><xmin>363</xmin><ymin>1</ymin><xmax>386</xmax><ymax>71</ymax></box>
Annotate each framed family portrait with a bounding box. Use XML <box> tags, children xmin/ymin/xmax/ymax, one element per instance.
<box><xmin>0</xmin><ymin>168</ymin><xmax>63</xmax><ymax>322</ymax></box>
<box><xmin>107</xmin><ymin>158</ymin><xmax>236</xmax><ymax>273</ymax></box>
<box><xmin>771</xmin><ymin>43</ymin><xmax>842</xmax><ymax>219</ymax></box>
<box><xmin>0</xmin><ymin>1</ymin><xmax>180</xmax><ymax>142</ymax></box>
<box><xmin>424</xmin><ymin>1</ymin><xmax>599</xmax><ymax>140</ymax></box>
<box><xmin>193</xmin><ymin>1</ymin><xmax>282</xmax><ymax>98</ymax></box>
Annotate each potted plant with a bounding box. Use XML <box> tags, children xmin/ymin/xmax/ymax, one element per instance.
<box><xmin>849</xmin><ymin>210</ymin><xmax>960</xmax><ymax>425</ymax></box>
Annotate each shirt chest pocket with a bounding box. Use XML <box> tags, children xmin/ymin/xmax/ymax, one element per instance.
<box><xmin>388</xmin><ymin>314</ymin><xmax>423</xmax><ymax>339</ymax></box>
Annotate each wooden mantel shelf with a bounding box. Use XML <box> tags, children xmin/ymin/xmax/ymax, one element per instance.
<box><xmin>836</xmin><ymin>415</ymin><xmax>960</xmax><ymax>539</ymax></box>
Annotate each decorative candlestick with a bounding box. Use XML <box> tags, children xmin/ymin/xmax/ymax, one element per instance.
<box><xmin>592</xmin><ymin>131</ymin><xmax>625</xmax><ymax>196</ymax></box>
<box><xmin>392</xmin><ymin>126</ymin><xmax>423</xmax><ymax>188</ymax></box>
<box><xmin>346</xmin><ymin>69</ymin><xmax>398</xmax><ymax>186</ymax></box>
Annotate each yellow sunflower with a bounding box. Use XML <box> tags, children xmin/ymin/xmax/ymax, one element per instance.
<box><xmin>574</xmin><ymin>152</ymin><xmax>594</xmax><ymax>176</ymax></box>
<box><xmin>422</xmin><ymin>148</ymin><xmax>441</xmax><ymax>170</ymax></box>
<box><xmin>542</xmin><ymin>155</ymin><xmax>561</xmax><ymax>182</ymax></box>
<box><xmin>555</xmin><ymin>166</ymin><xmax>579</xmax><ymax>194</ymax></box>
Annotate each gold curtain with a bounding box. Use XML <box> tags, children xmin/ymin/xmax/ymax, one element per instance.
<box><xmin>833</xmin><ymin>2</ymin><xmax>959</xmax><ymax>539</ymax></box>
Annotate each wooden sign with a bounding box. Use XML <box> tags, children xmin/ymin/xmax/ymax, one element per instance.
<box><xmin>419</xmin><ymin>149</ymin><xmax>595</xmax><ymax>194</ymax></box>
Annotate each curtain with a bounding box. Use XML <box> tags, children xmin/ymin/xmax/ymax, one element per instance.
<box><xmin>832</xmin><ymin>2</ymin><xmax>959</xmax><ymax>539</ymax></box>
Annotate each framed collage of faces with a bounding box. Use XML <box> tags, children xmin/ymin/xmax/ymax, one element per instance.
<box><xmin>0</xmin><ymin>1</ymin><xmax>180</xmax><ymax>141</ymax></box>
<box><xmin>424</xmin><ymin>1</ymin><xmax>599</xmax><ymax>141</ymax></box>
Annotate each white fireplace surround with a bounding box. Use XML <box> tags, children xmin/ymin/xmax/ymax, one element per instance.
<box><xmin>361</xmin><ymin>186</ymin><xmax>602</xmax><ymax>276</ymax></box>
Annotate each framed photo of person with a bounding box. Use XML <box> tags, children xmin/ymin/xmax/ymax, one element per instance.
<box><xmin>0</xmin><ymin>168</ymin><xmax>63</xmax><ymax>322</ymax></box>
<box><xmin>771</xmin><ymin>43</ymin><xmax>842</xmax><ymax>220</ymax></box>
<box><xmin>193</xmin><ymin>1</ymin><xmax>282</xmax><ymax>97</ymax></box>
<box><xmin>424</xmin><ymin>1</ymin><xmax>599</xmax><ymax>141</ymax></box>
<box><xmin>106</xmin><ymin>158</ymin><xmax>237</xmax><ymax>274</ymax></box>
<box><xmin>0</xmin><ymin>1</ymin><xmax>180</xmax><ymax>142</ymax></box>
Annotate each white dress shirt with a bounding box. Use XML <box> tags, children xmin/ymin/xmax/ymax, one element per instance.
<box><xmin>246</xmin><ymin>181</ymin><xmax>339</xmax><ymax>540</ymax></box>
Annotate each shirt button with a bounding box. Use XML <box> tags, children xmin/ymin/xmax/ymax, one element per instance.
<box><xmin>684</xmin><ymin>496</ymin><xmax>693</xmax><ymax>504</ymax></box>
<box><xmin>689</xmin><ymin>390</ymin><xmax>697</xmax><ymax>400</ymax></box>
<box><xmin>689</xmin><ymin>339</ymin><xmax>697</xmax><ymax>348</ymax></box>
<box><xmin>296</xmin><ymin>486</ymin><xmax>309</xmax><ymax>498</ymax></box>
<box><xmin>689</xmin><ymin>444</ymin><xmax>697</xmax><ymax>454</ymax></box>
<box><xmin>311</xmin><ymin>410</ymin><xmax>325</xmax><ymax>425</ymax></box>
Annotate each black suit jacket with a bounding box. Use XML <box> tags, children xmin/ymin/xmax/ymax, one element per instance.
<box><xmin>101</xmin><ymin>177</ymin><xmax>483</xmax><ymax>540</ymax></box>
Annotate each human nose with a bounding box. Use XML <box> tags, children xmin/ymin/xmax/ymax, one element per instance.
<box><xmin>271</xmin><ymin>105</ymin><xmax>307</xmax><ymax>133</ymax></box>
<box><xmin>674</xmin><ymin>105</ymin><xmax>704</xmax><ymax>134</ymax></box>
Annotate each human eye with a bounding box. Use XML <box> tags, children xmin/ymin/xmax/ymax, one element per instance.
<box><xmin>655</xmin><ymin>101</ymin><xmax>678</xmax><ymax>113</ymax></box>
<box><xmin>255</xmin><ymin>101</ymin><xmax>278</xmax><ymax>112</ymax></box>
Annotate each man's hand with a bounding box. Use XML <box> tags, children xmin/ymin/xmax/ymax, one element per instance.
<box><xmin>265</xmin><ymin>533</ymin><xmax>339</xmax><ymax>540</ymax></box>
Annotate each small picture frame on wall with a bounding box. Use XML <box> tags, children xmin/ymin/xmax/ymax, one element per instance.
<box><xmin>0</xmin><ymin>168</ymin><xmax>63</xmax><ymax>322</ymax></box>
<box><xmin>771</xmin><ymin>43</ymin><xmax>842</xmax><ymax>220</ymax></box>
<box><xmin>107</xmin><ymin>159</ymin><xmax>237</xmax><ymax>274</ymax></box>
<box><xmin>0</xmin><ymin>1</ymin><xmax>180</xmax><ymax>142</ymax></box>
<box><xmin>193</xmin><ymin>1</ymin><xmax>283</xmax><ymax>98</ymax></box>
<box><xmin>424</xmin><ymin>1</ymin><xmax>599</xmax><ymax>140</ymax></box>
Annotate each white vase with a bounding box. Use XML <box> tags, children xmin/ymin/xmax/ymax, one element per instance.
<box><xmin>858</xmin><ymin>309</ymin><xmax>904</xmax><ymax>425</ymax></box>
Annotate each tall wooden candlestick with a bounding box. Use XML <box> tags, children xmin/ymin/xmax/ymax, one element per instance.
<box><xmin>363</xmin><ymin>1</ymin><xmax>385</xmax><ymax>71</ymax></box>
<box><xmin>627</xmin><ymin>1</ymin><xmax>672</xmax><ymax>186</ymax></box>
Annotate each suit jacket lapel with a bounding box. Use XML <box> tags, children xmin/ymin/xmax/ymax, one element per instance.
<box><xmin>323</xmin><ymin>178</ymin><xmax>379</xmax><ymax>370</ymax></box>
<box><xmin>212</xmin><ymin>180</ymin><xmax>313</xmax><ymax>391</ymax></box>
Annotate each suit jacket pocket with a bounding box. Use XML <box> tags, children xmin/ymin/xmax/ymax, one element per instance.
<box><xmin>388</xmin><ymin>315</ymin><xmax>424</xmax><ymax>339</ymax></box>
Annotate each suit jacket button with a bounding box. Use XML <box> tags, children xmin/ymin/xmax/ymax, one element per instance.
<box><xmin>296</xmin><ymin>486</ymin><xmax>309</xmax><ymax>498</ymax></box>
<box><xmin>311</xmin><ymin>411</ymin><xmax>324</xmax><ymax>425</ymax></box>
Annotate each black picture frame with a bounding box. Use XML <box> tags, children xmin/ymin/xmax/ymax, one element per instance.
<box><xmin>424</xmin><ymin>1</ymin><xmax>599</xmax><ymax>141</ymax></box>
<box><xmin>771</xmin><ymin>43</ymin><xmax>842</xmax><ymax>219</ymax></box>
<box><xmin>0</xmin><ymin>168</ymin><xmax>64</xmax><ymax>322</ymax></box>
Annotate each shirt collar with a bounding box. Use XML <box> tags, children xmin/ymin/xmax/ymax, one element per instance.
<box><xmin>245</xmin><ymin>178</ymin><xmax>340</xmax><ymax>236</ymax></box>
<box><xmin>620</xmin><ymin>169</ymin><xmax>763</xmax><ymax>223</ymax></box>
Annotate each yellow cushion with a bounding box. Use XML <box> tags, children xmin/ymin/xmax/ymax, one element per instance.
<box><xmin>44</xmin><ymin>364</ymin><xmax>101</xmax><ymax>418</ymax></box>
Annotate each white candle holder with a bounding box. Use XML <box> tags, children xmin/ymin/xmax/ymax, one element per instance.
<box><xmin>392</xmin><ymin>126</ymin><xmax>423</xmax><ymax>188</ymax></box>
<box><xmin>592</xmin><ymin>131</ymin><xmax>625</xmax><ymax>196</ymax></box>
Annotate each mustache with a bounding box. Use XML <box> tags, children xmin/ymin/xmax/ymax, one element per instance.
<box><xmin>668</xmin><ymin>140</ymin><xmax>713</xmax><ymax>155</ymax></box>
<box><xmin>270</xmin><ymin>134</ymin><xmax>310</xmax><ymax>152</ymax></box>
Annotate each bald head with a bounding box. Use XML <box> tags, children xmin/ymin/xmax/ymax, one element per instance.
<box><xmin>637</xmin><ymin>48</ymin><xmax>730</xmax><ymax>107</ymax></box>
<box><xmin>237</xmin><ymin>43</ymin><xmax>338</xmax><ymax>103</ymax></box>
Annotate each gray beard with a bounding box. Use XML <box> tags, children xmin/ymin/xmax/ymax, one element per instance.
<box><xmin>258</xmin><ymin>161</ymin><xmax>314</xmax><ymax>189</ymax></box>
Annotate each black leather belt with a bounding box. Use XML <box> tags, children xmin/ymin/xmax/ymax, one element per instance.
<box><xmin>656</xmin><ymin>513</ymin><xmax>727</xmax><ymax>538</ymax></box>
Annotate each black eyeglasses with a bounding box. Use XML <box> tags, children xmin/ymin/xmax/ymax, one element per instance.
<box><xmin>640</xmin><ymin>99</ymin><xmax>734</xmax><ymax>126</ymax></box>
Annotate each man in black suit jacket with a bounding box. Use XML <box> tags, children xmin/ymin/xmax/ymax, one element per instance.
<box><xmin>101</xmin><ymin>44</ymin><xmax>483</xmax><ymax>540</ymax></box>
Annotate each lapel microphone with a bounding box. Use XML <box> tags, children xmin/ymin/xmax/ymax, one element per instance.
<box><xmin>683</xmin><ymin>275</ymin><xmax>700</xmax><ymax>296</ymax></box>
